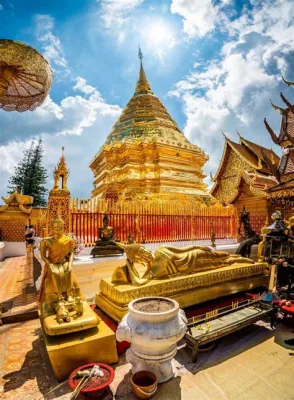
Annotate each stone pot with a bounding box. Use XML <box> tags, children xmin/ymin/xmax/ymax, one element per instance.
<box><xmin>116</xmin><ymin>297</ymin><xmax>187</xmax><ymax>383</ymax></box>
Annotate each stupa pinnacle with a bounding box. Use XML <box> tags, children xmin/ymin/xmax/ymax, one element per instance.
<box><xmin>90</xmin><ymin>49</ymin><xmax>210</xmax><ymax>201</ymax></box>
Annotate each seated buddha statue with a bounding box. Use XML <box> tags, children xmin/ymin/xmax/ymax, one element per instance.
<box><xmin>39</xmin><ymin>217</ymin><xmax>99</xmax><ymax>335</ymax></box>
<box><xmin>112</xmin><ymin>243</ymin><xmax>254</xmax><ymax>286</ymax></box>
<box><xmin>98</xmin><ymin>215</ymin><xmax>115</xmax><ymax>244</ymax></box>
<box><xmin>91</xmin><ymin>215</ymin><xmax>124</xmax><ymax>257</ymax></box>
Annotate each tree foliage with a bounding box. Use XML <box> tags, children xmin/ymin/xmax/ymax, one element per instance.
<box><xmin>8</xmin><ymin>140</ymin><xmax>48</xmax><ymax>207</ymax></box>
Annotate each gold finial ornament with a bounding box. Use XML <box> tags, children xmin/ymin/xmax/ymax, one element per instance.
<box><xmin>138</xmin><ymin>45</ymin><xmax>143</xmax><ymax>60</ymax></box>
<box><xmin>221</xmin><ymin>130</ymin><xmax>228</xmax><ymax>139</ymax></box>
<box><xmin>282</xmin><ymin>76</ymin><xmax>294</xmax><ymax>87</ymax></box>
<box><xmin>0</xmin><ymin>39</ymin><xmax>53</xmax><ymax>112</ymax></box>
<box><xmin>270</xmin><ymin>99</ymin><xmax>285</xmax><ymax>114</ymax></box>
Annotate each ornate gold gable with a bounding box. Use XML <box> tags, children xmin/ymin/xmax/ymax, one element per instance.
<box><xmin>0</xmin><ymin>188</ymin><xmax>33</xmax><ymax>215</ymax></box>
<box><xmin>0</xmin><ymin>188</ymin><xmax>33</xmax><ymax>241</ymax></box>
<box><xmin>211</xmin><ymin>136</ymin><xmax>279</xmax><ymax>204</ymax></box>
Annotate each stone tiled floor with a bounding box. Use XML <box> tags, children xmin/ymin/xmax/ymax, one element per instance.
<box><xmin>0</xmin><ymin>254</ymin><xmax>37</xmax><ymax>316</ymax></box>
<box><xmin>1</xmin><ymin>256</ymin><xmax>294</xmax><ymax>399</ymax></box>
<box><xmin>1</xmin><ymin>318</ymin><xmax>294</xmax><ymax>399</ymax></box>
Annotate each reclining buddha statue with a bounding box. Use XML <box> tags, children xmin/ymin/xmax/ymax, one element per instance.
<box><xmin>39</xmin><ymin>217</ymin><xmax>99</xmax><ymax>335</ymax></box>
<box><xmin>112</xmin><ymin>243</ymin><xmax>255</xmax><ymax>286</ymax></box>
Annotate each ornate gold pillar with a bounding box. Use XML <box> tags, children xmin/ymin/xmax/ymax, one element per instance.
<box><xmin>46</xmin><ymin>147</ymin><xmax>71</xmax><ymax>235</ymax></box>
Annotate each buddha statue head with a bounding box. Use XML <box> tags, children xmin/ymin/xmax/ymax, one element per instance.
<box><xmin>103</xmin><ymin>215</ymin><xmax>110</xmax><ymax>227</ymax></box>
<box><xmin>51</xmin><ymin>217</ymin><xmax>65</xmax><ymax>237</ymax></box>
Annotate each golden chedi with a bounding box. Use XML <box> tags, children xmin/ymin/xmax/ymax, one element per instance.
<box><xmin>90</xmin><ymin>48</ymin><xmax>209</xmax><ymax>202</ymax></box>
<box><xmin>96</xmin><ymin>242</ymin><xmax>269</xmax><ymax>322</ymax></box>
<box><xmin>39</xmin><ymin>217</ymin><xmax>100</xmax><ymax>335</ymax></box>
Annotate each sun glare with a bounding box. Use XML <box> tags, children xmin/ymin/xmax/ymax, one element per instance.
<box><xmin>142</xmin><ymin>20</ymin><xmax>177</xmax><ymax>55</ymax></box>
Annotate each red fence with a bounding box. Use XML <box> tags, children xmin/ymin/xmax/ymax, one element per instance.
<box><xmin>71</xmin><ymin>212</ymin><xmax>237</xmax><ymax>245</ymax></box>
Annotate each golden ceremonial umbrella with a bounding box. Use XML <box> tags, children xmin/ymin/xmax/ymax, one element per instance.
<box><xmin>0</xmin><ymin>39</ymin><xmax>53</xmax><ymax>112</ymax></box>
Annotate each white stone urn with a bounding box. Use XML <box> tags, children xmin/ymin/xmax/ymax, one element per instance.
<box><xmin>116</xmin><ymin>297</ymin><xmax>187</xmax><ymax>383</ymax></box>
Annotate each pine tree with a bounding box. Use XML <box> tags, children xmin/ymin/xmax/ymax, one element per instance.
<box><xmin>8</xmin><ymin>141</ymin><xmax>34</xmax><ymax>195</ymax></box>
<box><xmin>8</xmin><ymin>139</ymin><xmax>48</xmax><ymax>207</ymax></box>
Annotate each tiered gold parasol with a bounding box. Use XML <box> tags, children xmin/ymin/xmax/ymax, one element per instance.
<box><xmin>0</xmin><ymin>39</ymin><xmax>53</xmax><ymax>112</ymax></box>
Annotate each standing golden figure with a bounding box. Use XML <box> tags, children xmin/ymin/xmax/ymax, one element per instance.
<box><xmin>39</xmin><ymin>217</ymin><xmax>100</xmax><ymax>335</ymax></box>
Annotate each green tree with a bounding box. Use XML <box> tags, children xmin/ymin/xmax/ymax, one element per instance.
<box><xmin>8</xmin><ymin>139</ymin><xmax>48</xmax><ymax>207</ymax></box>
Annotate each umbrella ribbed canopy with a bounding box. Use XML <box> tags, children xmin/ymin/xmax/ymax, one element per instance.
<box><xmin>0</xmin><ymin>39</ymin><xmax>53</xmax><ymax>112</ymax></box>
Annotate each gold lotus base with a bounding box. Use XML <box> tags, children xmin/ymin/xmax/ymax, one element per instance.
<box><xmin>95</xmin><ymin>263</ymin><xmax>269</xmax><ymax>322</ymax></box>
<box><xmin>42</xmin><ymin>301</ymin><xmax>100</xmax><ymax>336</ymax></box>
<box><xmin>42</xmin><ymin>320</ymin><xmax>118</xmax><ymax>381</ymax></box>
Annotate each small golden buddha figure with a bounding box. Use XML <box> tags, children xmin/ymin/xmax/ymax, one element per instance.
<box><xmin>39</xmin><ymin>217</ymin><xmax>100</xmax><ymax>335</ymax></box>
<box><xmin>91</xmin><ymin>215</ymin><xmax>124</xmax><ymax>257</ymax></box>
<box><xmin>98</xmin><ymin>215</ymin><xmax>115</xmax><ymax>243</ymax></box>
<box><xmin>112</xmin><ymin>243</ymin><xmax>254</xmax><ymax>286</ymax></box>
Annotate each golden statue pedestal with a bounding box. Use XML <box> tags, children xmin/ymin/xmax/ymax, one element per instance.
<box><xmin>96</xmin><ymin>262</ymin><xmax>269</xmax><ymax>322</ymax></box>
<box><xmin>42</xmin><ymin>301</ymin><xmax>100</xmax><ymax>336</ymax></box>
<box><xmin>38</xmin><ymin>216</ymin><xmax>118</xmax><ymax>380</ymax></box>
<box><xmin>42</xmin><ymin>320</ymin><xmax>118</xmax><ymax>381</ymax></box>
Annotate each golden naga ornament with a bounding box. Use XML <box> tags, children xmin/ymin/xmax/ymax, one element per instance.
<box><xmin>112</xmin><ymin>243</ymin><xmax>255</xmax><ymax>286</ymax></box>
<box><xmin>39</xmin><ymin>217</ymin><xmax>99</xmax><ymax>335</ymax></box>
<box><xmin>0</xmin><ymin>39</ymin><xmax>53</xmax><ymax>112</ymax></box>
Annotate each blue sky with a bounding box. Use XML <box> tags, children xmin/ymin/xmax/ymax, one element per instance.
<box><xmin>0</xmin><ymin>0</ymin><xmax>294</xmax><ymax>198</ymax></box>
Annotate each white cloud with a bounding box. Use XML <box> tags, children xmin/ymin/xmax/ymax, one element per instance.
<box><xmin>169</xmin><ymin>0</ymin><xmax>294</xmax><ymax>178</ymax></box>
<box><xmin>0</xmin><ymin>4</ymin><xmax>3</xmax><ymax>10</ymax></box>
<box><xmin>73</xmin><ymin>77</ymin><xmax>96</xmax><ymax>95</ymax></box>
<box><xmin>170</xmin><ymin>0</ymin><xmax>228</xmax><ymax>38</ymax></box>
<box><xmin>34</xmin><ymin>14</ymin><xmax>69</xmax><ymax>73</ymax></box>
<box><xmin>0</xmin><ymin>76</ymin><xmax>122</xmax><ymax>197</ymax></box>
<box><xmin>99</xmin><ymin>0</ymin><xmax>143</xmax><ymax>30</ymax></box>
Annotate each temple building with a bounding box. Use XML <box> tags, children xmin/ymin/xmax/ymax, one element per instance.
<box><xmin>90</xmin><ymin>50</ymin><xmax>210</xmax><ymax>202</ymax></box>
<box><xmin>211</xmin><ymin>77</ymin><xmax>294</xmax><ymax>230</ymax></box>
<box><xmin>210</xmin><ymin>134</ymin><xmax>279</xmax><ymax>233</ymax></box>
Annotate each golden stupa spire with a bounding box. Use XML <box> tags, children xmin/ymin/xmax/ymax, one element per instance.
<box><xmin>135</xmin><ymin>46</ymin><xmax>153</xmax><ymax>95</ymax></box>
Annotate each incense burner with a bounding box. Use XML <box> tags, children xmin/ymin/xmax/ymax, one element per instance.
<box><xmin>116</xmin><ymin>297</ymin><xmax>187</xmax><ymax>383</ymax></box>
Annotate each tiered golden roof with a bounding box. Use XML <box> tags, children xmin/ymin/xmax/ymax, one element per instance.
<box><xmin>90</xmin><ymin>50</ymin><xmax>209</xmax><ymax>201</ymax></box>
<box><xmin>0</xmin><ymin>188</ymin><xmax>33</xmax><ymax>215</ymax></box>
<box><xmin>211</xmin><ymin>134</ymin><xmax>279</xmax><ymax>204</ymax></box>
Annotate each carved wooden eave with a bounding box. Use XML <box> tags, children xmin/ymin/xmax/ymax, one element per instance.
<box><xmin>266</xmin><ymin>178</ymin><xmax>294</xmax><ymax>199</ymax></box>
